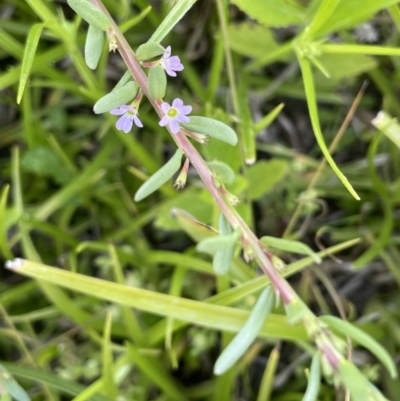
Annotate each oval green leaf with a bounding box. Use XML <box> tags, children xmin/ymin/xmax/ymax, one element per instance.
<box><xmin>136</xmin><ymin>42</ymin><xmax>165</xmax><ymax>61</ymax></box>
<box><xmin>84</xmin><ymin>25</ymin><xmax>104</xmax><ymax>70</ymax></box>
<box><xmin>182</xmin><ymin>116</ymin><xmax>238</xmax><ymax>146</ymax></box>
<box><xmin>320</xmin><ymin>315</ymin><xmax>397</xmax><ymax>379</ymax></box>
<box><xmin>196</xmin><ymin>228</ymin><xmax>240</xmax><ymax>255</ymax></box>
<box><xmin>67</xmin><ymin>0</ymin><xmax>111</xmax><ymax>30</ymax></box>
<box><xmin>93</xmin><ymin>81</ymin><xmax>138</xmax><ymax>114</ymax></box>
<box><xmin>214</xmin><ymin>287</ymin><xmax>274</xmax><ymax>375</ymax></box>
<box><xmin>17</xmin><ymin>23</ymin><xmax>44</xmax><ymax>104</ymax></box>
<box><xmin>302</xmin><ymin>352</ymin><xmax>321</xmax><ymax>401</ymax></box>
<box><xmin>148</xmin><ymin>65</ymin><xmax>166</xmax><ymax>100</ymax></box>
<box><xmin>134</xmin><ymin>149</ymin><xmax>183</xmax><ymax>202</ymax></box>
<box><xmin>208</xmin><ymin>161</ymin><xmax>235</xmax><ymax>185</ymax></box>
<box><xmin>260</xmin><ymin>236</ymin><xmax>321</xmax><ymax>264</ymax></box>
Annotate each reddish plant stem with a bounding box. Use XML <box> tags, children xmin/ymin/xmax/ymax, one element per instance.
<box><xmin>92</xmin><ymin>0</ymin><xmax>296</xmax><ymax>303</ymax></box>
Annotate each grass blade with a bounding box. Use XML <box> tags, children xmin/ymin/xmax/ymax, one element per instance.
<box><xmin>17</xmin><ymin>23</ymin><xmax>44</xmax><ymax>104</ymax></box>
<box><xmin>296</xmin><ymin>55</ymin><xmax>359</xmax><ymax>200</ymax></box>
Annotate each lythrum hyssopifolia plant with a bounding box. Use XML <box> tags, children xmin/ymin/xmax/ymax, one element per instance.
<box><xmin>2</xmin><ymin>0</ymin><xmax>400</xmax><ymax>400</ymax></box>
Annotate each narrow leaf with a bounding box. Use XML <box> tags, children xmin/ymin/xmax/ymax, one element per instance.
<box><xmin>148</xmin><ymin>65</ymin><xmax>167</xmax><ymax>99</ymax></box>
<box><xmin>0</xmin><ymin>185</ymin><xmax>13</xmax><ymax>260</ymax></box>
<box><xmin>297</xmin><ymin>55</ymin><xmax>360</xmax><ymax>200</ymax></box>
<box><xmin>338</xmin><ymin>360</ymin><xmax>369</xmax><ymax>401</ymax></box>
<box><xmin>67</xmin><ymin>0</ymin><xmax>111</xmax><ymax>30</ymax></box>
<box><xmin>136</xmin><ymin>41</ymin><xmax>165</xmax><ymax>61</ymax></box>
<box><xmin>5</xmin><ymin>259</ymin><xmax>306</xmax><ymax>341</ymax></box>
<box><xmin>93</xmin><ymin>81</ymin><xmax>138</xmax><ymax>114</ymax></box>
<box><xmin>253</xmin><ymin>103</ymin><xmax>284</xmax><ymax>133</ymax></box>
<box><xmin>214</xmin><ymin>287</ymin><xmax>274</xmax><ymax>375</ymax></box>
<box><xmin>196</xmin><ymin>228</ymin><xmax>240</xmax><ymax>255</ymax></box>
<box><xmin>84</xmin><ymin>25</ymin><xmax>104</xmax><ymax>70</ymax></box>
<box><xmin>150</xmin><ymin>0</ymin><xmax>197</xmax><ymax>43</ymax></box>
<box><xmin>134</xmin><ymin>149</ymin><xmax>183</xmax><ymax>201</ymax></box>
<box><xmin>320</xmin><ymin>315</ymin><xmax>397</xmax><ymax>378</ymax></box>
<box><xmin>182</xmin><ymin>116</ymin><xmax>238</xmax><ymax>146</ymax></box>
<box><xmin>260</xmin><ymin>236</ymin><xmax>321</xmax><ymax>264</ymax></box>
<box><xmin>102</xmin><ymin>312</ymin><xmax>117</xmax><ymax>399</ymax></box>
<box><xmin>212</xmin><ymin>214</ymin><xmax>237</xmax><ymax>275</ymax></box>
<box><xmin>0</xmin><ymin>364</ymin><xmax>30</xmax><ymax>401</ymax></box>
<box><xmin>302</xmin><ymin>353</ymin><xmax>321</xmax><ymax>401</ymax></box>
<box><xmin>17</xmin><ymin>23</ymin><xmax>44</xmax><ymax>104</ymax></box>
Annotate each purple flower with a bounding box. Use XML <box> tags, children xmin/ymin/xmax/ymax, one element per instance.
<box><xmin>159</xmin><ymin>98</ymin><xmax>192</xmax><ymax>134</ymax></box>
<box><xmin>110</xmin><ymin>105</ymin><xmax>143</xmax><ymax>133</ymax></box>
<box><xmin>160</xmin><ymin>46</ymin><xmax>184</xmax><ymax>77</ymax></box>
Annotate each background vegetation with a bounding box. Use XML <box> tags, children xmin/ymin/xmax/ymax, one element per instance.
<box><xmin>1</xmin><ymin>0</ymin><xmax>400</xmax><ymax>400</ymax></box>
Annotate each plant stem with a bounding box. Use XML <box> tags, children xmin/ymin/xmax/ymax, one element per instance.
<box><xmin>90</xmin><ymin>0</ymin><xmax>343</xmax><ymax>372</ymax></box>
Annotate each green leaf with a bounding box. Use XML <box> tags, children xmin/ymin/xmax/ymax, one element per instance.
<box><xmin>182</xmin><ymin>116</ymin><xmax>238</xmax><ymax>146</ymax></box>
<box><xmin>253</xmin><ymin>103</ymin><xmax>284</xmax><ymax>133</ymax></box>
<box><xmin>320</xmin><ymin>315</ymin><xmax>397</xmax><ymax>379</ymax></box>
<box><xmin>247</xmin><ymin>159</ymin><xmax>288</xmax><ymax>200</ymax></box>
<box><xmin>134</xmin><ymin>149</ymin><xmax>183</xmax><ymax>201</ymax></box>
<box><xmin>296</xmin><ymin>55</ymin><xmax>360</xmax><ymax>200</ymax></box>
<box><xmin>150</xmin><ymin>0</ymin><xmax>197</xmax><ymax>43</ymax></box>
<box><xmin>208</xmin><ymin>161</ymin><xmax>235</xmax><ymax>184</ymax></box>
<box><xmin>306</xmin><ymin>0</ymin><xmax>341</xmax><ymax>38</ymax></box>
<box><xmin>0</xmin><ymin>185</ymin><xmax>13</xmax><ymax>260</ymax></box>
<box><xmin>214</xmin><ymin>287</ymin><xmax>274</xmax><ymax>375</ymax></box>
<box><xmin>212</xmin><ymin>214</ymin><xmax>237</xmax><ymax>275</ymax></box>
<box><xmin>0</xmin><ymin>364</ymin><xmax>30</xmax><ymax>401</ymax></box>
<box><xmin>302</xmin><ymin>352</ymin><xmax>321</xmax><ymax>401</ymax></box>
<box><xmin>5</xmin><ymin>259</ymin><xmax>306</xmax><ymax>341</ymax></box>
<box><xmin>148</xmin><ymin>65</ymin><xmax>167</xmax><ymax>99</ymax></box>
<box><xmin>230</xmin><ymin>0</ymin><xmax>305</xmax><ymax>27</ymax></box>
<box><xmin>228</xmin><ymin>23</ymin><xmax>278</xmax><ymax>58</ymax></box>
<box><xmin>136</xmin><ymin>41</ymin><xmax>165</xmax><ymax>61</ymax></box>
<box><xmin>371</xmin><ymin>111</ymin><xmax>400</xmax><ymax>149</ymax></box>
<box><xmin>1</xmin><ymin>362</ymin><xmax>112</xmax><ymax>401</ymax></box>
<box><xmin>315</xmin><ymin>0</ymin><xmax>400</xmax><ymax>36</ymax></box>
<box><xmin>196</xmin><ymin>227</ymin><xmax>240</xmax><ymax>255</ymax></box>
<box><xmin>260</xmin><ymin>236</ymin><xmax>321</xmax><ymax>264</ymax></box>
<box><xmin>93</xmin><ymin>81</ymin><xmax>139</xmax><ymax>114</ymax></box>
<box><xmin>84</xmin><ymin>25</ymin><xmax>104</xmax><ymax>70</ymax></box>
<box><xmin>17</xmin><ymin>23</ymin><xmax>44</xmax><ymax>104</ymax></box>
<box><xmin>21</xmin><ymin>146</ymin><xmax>72</xmax><ymax>185</ymax></box>
<box><xmin>67</xmin><ymin>0</ymin><xmax>111</xmax><ymax>30</ymax></box>
<box><xmin>338</xmin><ymin>360</ymin><xmax>369</xmax><ymax>401</ymax></box>
<box><xmin>315</xmin><ymin>53</ymin><xmax>377</xmax><ymax>80</ymax></box>
<box><xmin>102</xmin><ymin>312</ymin><xmax>117</xmax><ymax>399</ymax></box>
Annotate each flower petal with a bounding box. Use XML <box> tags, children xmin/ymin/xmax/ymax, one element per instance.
<box><xmin>116</xmin><ymin>114</ymin><xmax>128</xmax><ymax>130</ymax></box>
<box><xmin>170</xmin><ymin>119</ymin><xmax>180</xmax><ymax>134</ymax></box>
<box><xmin>172</xmin><ymin>98</ymin><xmax>184</xmax><ymax>108</ymax></box>
<box><xmin>161</xmin><ymin>102</ymin><xmax>170</xmax><ymax>113</ymax></box>
<box><xmin>122</xmin><ymin>115</ymin><xmax>134</xmax><ymax>133</ymax></box>
<box><xmin>159</xmin><ymin>115</ymin><xmax>169</xmax><ymax>127</ymax></box>
<box><xmin>165</xmin><ymin>69</ymin><xmax>177</xmax><ymax>77</ymax></box>
<box><xmin>164</xmin><ymin>46</ymin><xmax>171</xmax><ymax>58</ymax></box>
<box><xmin>178</xmin><ymin>115</ymin><xmax>190</xmax><ymax>124</ymax></box>
<box><xmin>133</xmin><ymin>115</ymin><xmax>143</xmax><ymax>128</ymax></box>
<box><xmin>181</xmin><ymin>105</ymin><xmax>192</xmax><ymax>114</ymax></box>
<box><xmin>110</xmin><ymin>107</ymin><xmax>126</xmax><ymax>115</ymax></box>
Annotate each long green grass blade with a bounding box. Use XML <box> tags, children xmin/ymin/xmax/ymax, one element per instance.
<box><xmin>296</xmin><ymin>55</ymin><xmax>359</xmax><ymax>200</ymax></box>
<box><xmin>17</xmin><ymin>23</ymin><xmax>44</xmax><ymax>104</ymax></box>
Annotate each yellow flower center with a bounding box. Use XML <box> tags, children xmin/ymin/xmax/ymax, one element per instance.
<box><xmin>167</xmin><ymin>107</ymin><xmax>178</xmax><ymax>118</ymax></box>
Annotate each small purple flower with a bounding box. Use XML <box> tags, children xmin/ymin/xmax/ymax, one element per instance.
<box><xmin>159</xmin><ymin>98</ymin><xmax>192</xmax><ymax>134</ymax></box>
<box><xmin>110</xmin><ymin>105</ymin><xmax>143</xmax><ymax>133</ymax></box>
<box><xmin>160</xmin><ymin>46</ymin><xmax>184</xmax><ymax>77</ymax></box>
